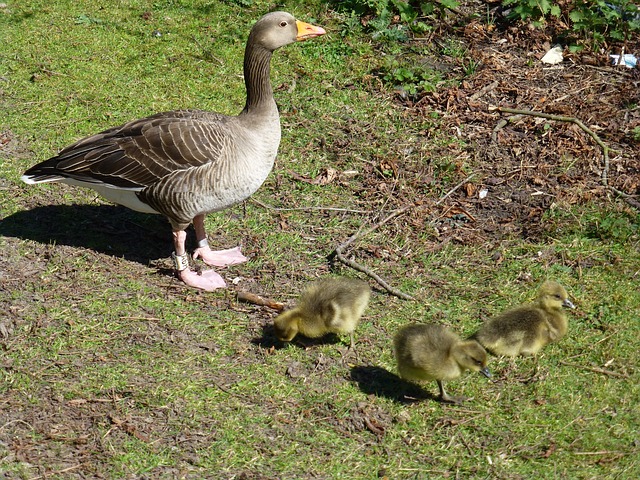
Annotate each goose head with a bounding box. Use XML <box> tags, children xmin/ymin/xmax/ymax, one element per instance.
<box><xmin>537</xmin><ymin>280</ymin><xmax>575</xmax><ymax>311</ymax></box>
<box><xmin>249</xmin><ymin>11</ymin><xmax>326</xmax><ymax>52</ymax></box>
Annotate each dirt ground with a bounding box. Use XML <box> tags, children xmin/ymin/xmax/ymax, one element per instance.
<box><xmin>1</xmin><ymin>7</ymin><xmax>640</xmax><ymax>478</ymax></box>
<box><xmin>388</xmin><ymin>12</ymin><xmax>640</xmax><ymax>246</ymax></box>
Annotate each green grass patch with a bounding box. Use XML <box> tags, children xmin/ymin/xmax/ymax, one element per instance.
<box><xmin>1</xmin><ymin>0</ymin><xmax>639</xmax><ymax>478</ymax></box>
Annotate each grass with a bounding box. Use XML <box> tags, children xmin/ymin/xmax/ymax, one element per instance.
<box><xmin>2</xmin><ymin>0</ymin><xmax>640</xmax><ymax>478</ymax></box>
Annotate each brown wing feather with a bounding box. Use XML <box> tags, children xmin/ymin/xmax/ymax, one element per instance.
<box><xmin>23</xmin><ymin>109</ymin><xmax>230</xmax><ymax>189</ymax></box>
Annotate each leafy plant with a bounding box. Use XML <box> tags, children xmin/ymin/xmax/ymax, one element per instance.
<box><xmin>224</xmin><ymin>0</ymin><xmax>253</xmax><ymax>6</ymax></box>
<box><xmin>368</xmin><ymin>8</ymin><xmax>410</xmax><ymax>42</ymax></box>
<box><xmin>378</xmin><ymin>57</ymin><xmax>443</xmax><ymax>94</ymax></box>
<box><xmin>588</xmin><ymin>212</ymin><xmax>639</xmax><ymax>241</ymax></box>
<box><xmin>570</xmin><ymin>0</ymin><xmax>640</xmax><ymax>45</ymax></box>
<box><xmin>335</xmin><ymin>0</ymin><xmax>458</xmax><ymax>37</ymax></box>
<box><xmin>501</xmin><ymin>0</ymin><xmax>640</xmax><ymax>47</ymax></box>
<box><xmin>502</xmin><ymin>0</ymin><xmax>561</xmax><ymax>26</ymax></box>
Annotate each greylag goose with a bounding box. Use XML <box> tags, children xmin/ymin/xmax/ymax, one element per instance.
<box><xmin>394</xmin><ymin>323</ymin><xmax>490</xmax><ymax>404</ymax></box>
<box><xmin>21</xmin><ymin>12</ymin><xmax>326</xmax><ymax>290</ymax></box>
<box><xmin>273</xmin><ymin>277</ymin><xmax>371</xmax><ymax>349</ymax></box>
<box><xmin>472</xmin><ymin>280</ymin><xmax>575</xmax><ymax>357</ymax></box>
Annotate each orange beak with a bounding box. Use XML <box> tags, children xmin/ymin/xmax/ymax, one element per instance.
<box><xmin>295</xmin><ymin>20</ymin><xmax>326</xmax><ymax>41</ymax></box>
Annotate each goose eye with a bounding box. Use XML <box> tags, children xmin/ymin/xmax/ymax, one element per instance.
<box><xmin>279</xmin><ymin>21</ymin><xmax>288</xmax><ymax>27</ymax></box>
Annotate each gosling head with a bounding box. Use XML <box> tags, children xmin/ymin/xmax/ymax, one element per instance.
<box><xmin>537</xmin><ymin>280</ymin><xmax>575</xmax><ymax>311</ymax></box>
<box><xmin>273</xmin><ymin>310</ymin><xmax>301</xmax><ymax>342</ymax></box>
<box><xmin>454</xmin><ymin>340</ymin><xmax>491</xmax><ymax>378</ymax></box>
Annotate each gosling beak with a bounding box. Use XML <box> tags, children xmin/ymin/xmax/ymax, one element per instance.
<box><xmin>563</xmin><ymin>298</ymin><xmax>576</xmax><ymax>309</ymax></box>
<box><xmin>479</xmin><ymin>367</ymin><xmax>491</xmax><ymax>378</ymax></box>
<box><xmin>296</xmin><ymin>20</ymin><xmax>326</xmax><ymax>41</ymax></box>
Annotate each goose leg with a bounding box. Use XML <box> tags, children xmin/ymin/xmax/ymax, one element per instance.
<box><xmin>191</xmin><ymin>214</ymin><xmax>248</xmax><ymax>267</ymax></box>
<box><xmin>173</xmin><ymin>230</ymin><xmax>227</xmax><ymax>291</ymax></box>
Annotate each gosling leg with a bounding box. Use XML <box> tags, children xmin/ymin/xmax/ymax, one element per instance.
<box><xmin>437</xmin><ymin>380</ymin><xmax>467</xmax><ymax>405</ymax></box>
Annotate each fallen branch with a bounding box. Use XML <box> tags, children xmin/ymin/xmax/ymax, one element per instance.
<box><xmin>29</xmin><ymin>464</ymin><xmax>83</xmax><ymax>480</ymax></box>
<box><xmin>329</xmin><ymin>205</ymin><xmax>416</xmax><ymax>301</ymax></box>
<box><xmin>236</xmin><ymin>290</ymin><xmax>285</xmax><ymax>311</ymax></box>
<box><xmin>251</xmin><ymin>197</ymin><xmax>371</xmax><ymax>215</ymax></box>
<box><xmin>329</xmin><ymin>175</ymin><xmax>476</xmax><ymax>301</ymax></box>
<box><xmin>493</xmin><ymin>106</ymin><xmax>638</xmax><ymax>208</ymax></box>
<box><xmin>572</xmin><ymin>450</ymin><xmax>626</xmax><ymax>456</ymax></box>
<box><xmin>435</xmin><ymin>174</ymin><xmax>476</xmax><ymax>206</ymax></box>
<box><xmin>559</xmin><ymin>361</ymin><xmax>630</xmax><ymax>379</ymax></box>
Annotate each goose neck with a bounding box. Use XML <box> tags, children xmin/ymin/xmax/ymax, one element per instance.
<box><xmin>242</xmin><ymin>42</ymin><xmax>275</xmax><ymax>114</ymax></box>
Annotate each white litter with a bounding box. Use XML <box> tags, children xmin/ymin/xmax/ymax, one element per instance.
<box><xmin>610</xmin><ymin>53</ymin><xmax>637</xmax><ymax>68</ymax></box>
<box><xmin>541</xmin><ymin>46</ymin><xmax>563</xmax><ymax>65</ymax></box>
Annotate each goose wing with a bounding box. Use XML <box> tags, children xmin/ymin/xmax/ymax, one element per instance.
<box><xmin>22</xmin><ymin>109</ymin><xmax>231</xmax><ymax>189</ymax></box>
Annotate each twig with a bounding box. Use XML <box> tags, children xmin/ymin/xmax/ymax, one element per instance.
<box><xmin>0</xmin><ymin>419</ymin><xmax>34</xmax><ymax>432</ymax></box>
<box><xmin>470</xmin><ymin>80</ymin><xmax>499</xmax><ymax>102</ymax></box>
<box><xmin>29</xmin><ymin>464</ymin><xmax>83</xmax><ymax>480</ymax></box>
<box><xmin>494</xmin><ymin>106</ymin><xmax>611</xmax><ymax>184</ymax></box>
<box><xmin>559</xmin><ymin>361</ymin><xmax>630</xmax><ymax>379</ymax></box>
<box><xmin>572</xmin><ymin>450</ymin><xmax>626</xmax><ymax>456</ymax></box>
<box><xmin>328</xmin><ymin>176</ymin><xmax>475</xmax><ymax>301</ymax></box>
<box><xmin>329</xmin><ymin>205</ymin><xmax>416</xmax><ymax>300</ymax></box>
<box><xmin>435</xmin><ymin>174</ymin><xmax>476</xmax><ymax>206</ymax></box>
<box><xmin>251</xmin><ymin>198</ymin><xmax>370</xmax><ymax>215</ymax></box>
<box><xmin>235</xmin><ymin>290</ymin><xmax>285</xmax><ymax>311</ymax></box>
<box><xmin>337</xmin><ymin>204</ymin><xmax>415</xmax><ymax>254</ymax></box>
<box><xmin>332</xmin><ymin>250</ymin><xmax>414</xmax><ymax>300</ymax></box>
<box><xmin>493</xmin><ymin>106</ymin><xmax>638</xmax><ymax>208</ymax></box>
<box><xmin>434</xmin><ymin>0</ymin><xmax>462</xmax><ymax>16</ymax></box>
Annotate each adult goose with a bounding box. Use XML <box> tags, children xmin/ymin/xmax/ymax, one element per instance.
<box><xmin>21</xmin><ymin>12</ymin><xmax>326</xmax><ymax>291</ymax></box>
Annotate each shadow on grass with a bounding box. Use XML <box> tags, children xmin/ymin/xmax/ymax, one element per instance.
<box><xmin>0</xmin><ymin>204</ymin><xmax>171</xmax><ymax>264</ymax></box>
<box><xmin>252</xmin><ymin>324</ymin><xmax>343</xmax><ymax>351</ymax></box>
<box><xmin>350</xmin><ymin>365</ymin><xmax>437</xmax><ymax>404</ymax></box>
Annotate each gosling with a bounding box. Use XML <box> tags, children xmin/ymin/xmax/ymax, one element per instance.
<box><xmin>473</xmin><ymin>280</ymin><xmax>575</xmax><ymax>357</ymax></box>
<box><xmin>273</xmin><ymin>278</ymin><xmax>371</xmax><ymax>348</ymax></box>
<box><xmin>394</xmin><ymin>323</ymin><xmax>491</xmax><ymax>404</ymax></box>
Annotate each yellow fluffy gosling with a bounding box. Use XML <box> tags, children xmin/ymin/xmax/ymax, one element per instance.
<box><xmin>394</xmin><ymin>323</ymin><xmax>491</xmax><ymax>404</ymax></box>
<box><xmin>273</xmin><ymin>278</ymin><xmax>371</xmax><ymax>348</ymax></box>
<box><xmin>473</xmin><ymin>280</ymin><xmax>575</xmax><ymax>357</ymax></box>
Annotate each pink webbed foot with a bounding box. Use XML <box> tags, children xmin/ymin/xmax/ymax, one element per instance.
<box><xmin>193</xmin><ymin>245</ymin><xmax>248</xmax><ymax>267</ymax></box>
<box><xmin>178</xmin><ymin>268</ymin><xmax>227</xmax><ymax>291</ymax></box>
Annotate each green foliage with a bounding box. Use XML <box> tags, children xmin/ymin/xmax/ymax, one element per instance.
<box><xmin>544</xmin><ymin>203</ymin><xmax>640</xmax><ymax>244</ymax></box>
<box><xmin>588</xmin><ymin>211</ymin><xmax>639</xmax><ymax>242</ymax></box>
<box><xmin>368</xmin><ymin>8</ymin><xmax>410</xmax><ymax>42</ymax></box>
<box><xmin>226</xmin><ymin>0</ymin><xmax>253</xmax><ymax>6</ymax></box>
<box><xmin>570</xmin><ymin>0</ymin><xmax>640</xmax><ymax>45</ymax></box>
<box><xmin>502</xmin><ymin>0</ymin><xmax>561</xmax><ymax>26</ymax></box>
<box><xmin>502</xmin><ymin>0</ymin><xmax>640</xmax><ymax>47</ymax></box>
<box><xmin>336</xmin><ymin>0</ymin><xmax>470</xmax><ymax>94</ymax></box>
<box><xmin>335</xmin><ymin>0</ymin><xmax>457</xmax><ymax>38</ymax></box>
<box><xmin>377</xmin><ymin>57</ymin><xmax>444</xmax><ymax>94</ymax></box>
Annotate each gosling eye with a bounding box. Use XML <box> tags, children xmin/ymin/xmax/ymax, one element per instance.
<box><xmin>279</xmin><ymin>21</ymin><xmax>288</xmax><ymax>27</ymax></box>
